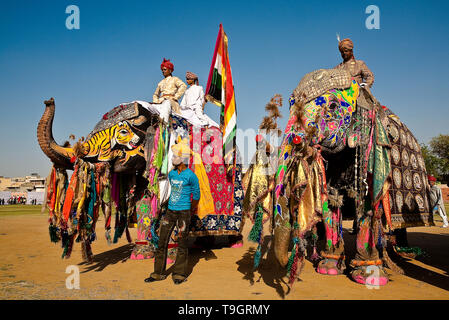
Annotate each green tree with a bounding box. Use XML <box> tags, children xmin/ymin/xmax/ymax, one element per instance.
<box><xmin>421</xmin><ymin>134</ymin><xmax>449</xmax><ymax>183</ymax></box>
<box><xmin>421</xmin><ymin>144</ymin><xmax>441</xmax><ymax>177</ymax></box>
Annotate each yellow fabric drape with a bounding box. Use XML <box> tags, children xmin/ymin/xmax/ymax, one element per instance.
<box><xmin>242</xmin><ymin>161</ymin><xmax>274</xmax><ymax>218</ymax></box>
<box><xmin>192</xmin><ymin>152</ymin><xmax>215</xmax><ymax>219</ymax></box>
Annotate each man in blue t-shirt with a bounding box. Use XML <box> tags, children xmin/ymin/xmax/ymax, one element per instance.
<box><xmin>145</xmin><ymin>143</ymin><xmax>200</xmax><ymax>285</ymax></box>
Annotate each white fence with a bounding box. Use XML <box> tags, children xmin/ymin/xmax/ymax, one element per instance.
<box><xmin>26</xmin><ymin>192</ymin><xmax>45</xmax><ymax>205</ymax></box>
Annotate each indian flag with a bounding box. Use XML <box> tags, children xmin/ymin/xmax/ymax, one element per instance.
<box><xmin>205</xmin><ymin>24</ymin><xmax>237</xmax><ymax>169</ymax></box>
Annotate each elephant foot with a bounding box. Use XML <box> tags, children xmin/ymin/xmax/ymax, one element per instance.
<box><xmin>350</xmin><ymin>259</ymin><xmax>388</xmax><ymax>286</ymax></box>
<box><xmin>228</xmin><ymin>235</ymin><xmax>243</xmax><ymax>248</ymax></box>
<box><xmin>316</xmin><ymin>258</ymin><xmax>345</xmax><ymax>275</ymax></box>
<box><xmin>131</xmin><ymin>245</ymin><xmax>155</xmax><ymax>260</ymax></box>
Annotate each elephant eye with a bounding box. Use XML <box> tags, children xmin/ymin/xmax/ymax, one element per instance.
<box><xmin>329</xmin><ymin>102</ymin><xmax>339</xmax><ymax>111</ymax></box>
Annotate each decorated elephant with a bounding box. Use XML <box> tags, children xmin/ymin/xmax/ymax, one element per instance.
<box><xmin>37</xmin><ymin>98</ymin><xmax>244</xmax><ymax>262</ymax></box>
<box><xmin>245</xmin><ymin>68</ymin><xmax>433</xmax><ymax>286</ymax></box>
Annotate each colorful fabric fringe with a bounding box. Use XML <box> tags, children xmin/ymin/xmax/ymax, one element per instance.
<box><xmin>45</xmin><ymin>160</ymin><xmax>114</xmax><ymax>262</ymax></box>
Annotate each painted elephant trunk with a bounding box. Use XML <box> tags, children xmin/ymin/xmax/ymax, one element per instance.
<box><xmin>37</xmin><ymin>98</ymin><xmax>75</xmax><ymax>169</ymax></box>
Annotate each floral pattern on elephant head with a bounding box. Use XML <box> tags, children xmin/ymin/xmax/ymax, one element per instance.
<box><xmin>302</xmin><ymin>79</ymin><xmax>359</xmax><ymax>147</ymax></box>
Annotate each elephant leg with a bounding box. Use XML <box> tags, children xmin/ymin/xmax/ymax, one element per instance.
<box><xmin>317</xmin><ymin>206</ymin><xmax>345</xmax><ymax>275</ymax></box>
<box><xmin>349</xmin><ymin>213</ymin><xmax>388</xmax><ymax>286</ymax></box>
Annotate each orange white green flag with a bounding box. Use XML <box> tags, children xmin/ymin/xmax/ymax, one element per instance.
<box><xmin>205</xmin><ymin>24</ymin><xmax>237</xmax><ymax>170</ymax></box>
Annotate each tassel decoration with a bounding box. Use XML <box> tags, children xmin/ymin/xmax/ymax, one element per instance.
<box><xmin>288</xmin><ymin>241</ymin><xmax>300</xmax><ymax>285</ymax></box>
<box><xmin>310</xmin><ymin>228</ymin><xmax>320</xmax><ymax>261</ymax></box>
<box><xmin>287</xmin><ymin>237</ymin><xmax>299</xmax><ymax>276</ymax></box>
<box><xmin>248</xmin><ymin>204</ymin><xmax>264</xmax><ymax>270</ymax></box>
<box><xmin>253</xmin><ymin>243</ymin><xmax>262</xmax><ymax>269</ymax></box>
<box><xmin>49</xmin><ymin>225</ymin><xmax>59</xmax><ymax>243</ymax></box>
<box><xmin>248</xmin><ymin>204</ymin><xmax>264</xmax><ymax>243</ymax></box>
<box><xmin>65</xmin><ymin>234</ymin><xmax>75</xmax><ymax>258</ymax></box>
<box><xmin>61</xmin><ymin>230</ymin><xmax>69</xmax><ymax>259</ymax></box>
<box><xmin>105</xmin><ymin>228</ymin><xmax>112</xmax><ymax>245</ymax></box>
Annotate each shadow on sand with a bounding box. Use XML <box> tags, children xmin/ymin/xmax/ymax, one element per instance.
<box><xmin>236</xmin><ymin>226</ymin><xmax>449</xmax><ymax>298</ymax></box>
<box><xmin>235</xmin><ymin>235</ymin><xmax>291</xmax><ymax>299</ymax></box>
<box><xmin>387</xmin><ymin>231</ymin><xmax>449</xmax><ymax>291</ymax></box>
<box><xmin>78</xmin><ymin>244</ymin><xmax>134</xmax><ymax>273</ymax></box>
<box><xmin>78</xmin><ymin>235</ymin><xmax>231</xmax><ymax>276</ymax></box>
<box><xmin>78</xmin><ymin>228</ymin><xmax>449</xmax><ymax>294</ymax></box>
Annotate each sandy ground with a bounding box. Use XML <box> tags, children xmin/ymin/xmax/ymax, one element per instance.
<box><xmin>0</xmin><ymin>211</ymin><xmax>448</xmax><ymax>300</ymax></box>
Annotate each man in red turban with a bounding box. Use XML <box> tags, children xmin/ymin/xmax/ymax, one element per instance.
<box><xmin>140</xmin><ymin>58</ymin><xmax>186</xmax><ymax>123</ymax></box>
<box><xmin>160</xmin><ymin>58</ymin><xmax>174</xmax><ymax>72</ymax></box>
<box><xmin>334</xmin><ymin>38</ymin><xmax>374</xmax><ymax>89</ymax></box>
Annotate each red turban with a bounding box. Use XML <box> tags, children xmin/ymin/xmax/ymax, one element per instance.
<box><xmin>338</xmin><ymin>38</ymin><xmax>354</xmax><ymax>52</ymax></box>
<box><xmin>161</xmin><ymin>58</ymin><xmax>174</xmax><ymax>71</ymax></box>
<box><xmin>428</xmin><ymin>175</ymin><xmax>436</xmax><ymax>182</ymax></box>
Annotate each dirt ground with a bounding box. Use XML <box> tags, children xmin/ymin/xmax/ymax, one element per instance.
<box><xmin>0</xmin><ymin>210</ymin><xmax>448</xmax><ymax>300</ymax></box>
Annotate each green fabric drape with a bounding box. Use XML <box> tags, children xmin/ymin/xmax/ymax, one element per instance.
<box><xmin>368</xmin><ymin>113</ymin><xmax>391</xmax><ymax>205</ymax></box>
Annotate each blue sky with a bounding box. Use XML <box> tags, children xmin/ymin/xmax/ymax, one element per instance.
<box><xmin>1</xmin><ymin>0</ymin><xmax>448</xmax><ymax>177</ymax></box>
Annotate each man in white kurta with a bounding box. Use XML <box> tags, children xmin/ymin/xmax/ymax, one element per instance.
<box><xmin>178</xmin><ymin>71</ymin><xmax>219</xmax><ymax>128</ymax></box>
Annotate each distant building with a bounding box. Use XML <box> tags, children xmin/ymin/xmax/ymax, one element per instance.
<box><xmin>0</xmin><ymin>174</ymin><xmax>46</xmax><ymax>192</ymax></box>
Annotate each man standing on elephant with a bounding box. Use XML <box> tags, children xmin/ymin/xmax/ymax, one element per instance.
<box><xmin>145</xmin><ymin>140</ymin><xmax>200</xmax><ymax>285</ymax></box>
<box><xmin>335</xmin><ymin>38</ymin><xmax>374</xmax><ymax>90</ymax></box>
<box><xmin>143</xmin><ymin>58</ymin><xmax>187</xmax><ymax>123</ymax></box>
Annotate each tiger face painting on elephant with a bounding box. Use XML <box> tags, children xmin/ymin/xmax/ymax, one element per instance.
<box><xmin>271</xmin><ymin>68</ymin><xmax>433</xmax><ymax>286</ymax></box>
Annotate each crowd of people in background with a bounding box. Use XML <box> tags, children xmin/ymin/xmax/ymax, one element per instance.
<box><xmin>0</xmin><ymin>197</ymin><xmax>40</xmax><ymax>205</ymax></box>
